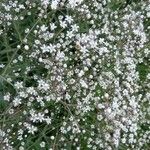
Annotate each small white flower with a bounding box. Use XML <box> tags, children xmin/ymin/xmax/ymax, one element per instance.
<box><xmin>41</xmin><ymin>0</ymin><xmax>50</xmax><ymax>7</ymax></box>
<box><xmin>65</xmin><ymin>15</ymin><xmax>73</xmax><ymax>24</ymax></box>
<box><xmin>45</xmin><ymin>117</ymin><xmax>51</xmax><ymax>125</ymax></box>
<box><xmin>4</xmin><ymin>93</ymin><xmax>10</xmax><ymax>101</ymax></box>
<box><xmin>50</xmin><ymin>136</ymin><xmax>55</xmax><ymax>140</ymax></box>
<box><xmin>28</xmin><ymin>125</ymin><xmax>37</xmax><ymax>134</ymax></box>
<box><xmin>147</xmin><ymin>12</ymin><xmax>150</xmax><ymax>18</ymax></box>
<box><xmin>41</xmin><ymin>44</ymin><xmax>50</xmax><ymax>53</ymax></box>
<box><xmin>24</xmin><ymin>45</ymin><xmax>29</xmax><ymax>50</ymax></box>
<box><xmin>38</xmin><ymin>80</ymin><xmax>50</xmax><ymax>91</ymax></box>
<box><xmin>104</xmin><ymin>93</ymin><xmax>109</xmax><ymax>99</ymax></box>
<box><xmin>50</xmin><ymin>23</ymin><xmax>57</xmax><ymax>30</ymax></box>
<box><xmin>14</xmin><ymin>81</ymin><xmax>23</xmax><ymax>89</ymax></box>
<box><xmin>98</xmin><ymin>104</ymin><xmax>105</xmax><ymax>109</ymax></box>
<box><xmin>40</xmin><ymin>25</ymin><xmax>48</xmax><ymax>32</ymax></box>
<box><xmin>78</xmin><ymin>70</ymin><xmax>84</xmax><ymax>77</ymax></box>
<box><xmin>40</xmin><ymin>141</ymin><xmax>45</xmax><ymax>148</ymax></box>
<box><xmin>19</xmin><ymin>146</ymin><xmax>24</xmax><ymax>150</ymax></box>
<box><xmin>80</xmin><ymin>79</ymin><xmax>88</xmax><ymax>88</ymax></box>
<box><xmin>51</xmin><ymin>0</ymin><xmax>59</xmax><ymax>10</ymax></box>
<box><xmin>13</xmin><ymin>97</ymin><xmax>22</xmax><ymax>107</ymax></box>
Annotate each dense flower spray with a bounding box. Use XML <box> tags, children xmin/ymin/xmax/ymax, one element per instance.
<box><xmin>0</xmin><ymin>0</ymin><xmax>150</xmax><ymax>150</ymax></box>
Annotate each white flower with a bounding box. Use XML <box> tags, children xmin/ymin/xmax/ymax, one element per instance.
<box><xmin>71</xmin><ymin>24</ymin><xmax>79</xmax><ymax>32</ymax></box>
<box><xmin>37</xmin><ymin>113</ymin><xmax>44</xmax><ymax>122</ymax></box>
<box><xmin>78</xmin><ymin>70</ymin><xmax>84</xmax><ymax>77</ymax></box>
<box><xmin>30</xmin><ymin>113</ymin><xmax>38</xmax><ymax>123</ymax></box>
<box><xmin>45</xmin><ymin>117</ymin><xmax>51</xmax><ymax>124</ymax></box>
<box><xmin>104</xmin><ymin>93</ymin><xmax>109</xmax><ymax>99</ymax></box>
<box><xmin>38</xmin><ymin>80</ymin><xmax>50</xmax><ymax>91</ymax></box>
<box><xmin>41</xmin><ymin>0</ymin><xmax>50</xmax><ymax>7</ymax></box>
<box><xmin>49</xmin><ymin>44</ymin><xmax>56</xmax><ymax>53</ymax></box>
<box><xmin>26</xmin><ymin>87</ymin><xmax>37</xmax><ymax>95</ymax></box>
<box><xmin>51</xmin><ymin>0</ymin><xmax>59</xmax><ymax>10</ymax></box>
<box><xmin>50</xmin><ymin>136</ymin><xmax>55</xmax><ymax>140</ymax></box>
<box><xmin>98</xmin><ymin>104</ymin><xmax>105</xmax><ymax>109</ymax></box>
<box><xmin>4</xmin><ymin>93</ymin><xmax>10</xmax><ymax>101</ymax></box>
<box><xmin>27</xmin><ymin>125</ymin><xmax>37</xmax><ymax>134</ymax></box>
<box><xmin>50</xmin><ymin>23</ymin><xmax>57</xmax><ymax>30</ymax></box>
<box><xmin>24</xmin><ymin>45</ymin><xmax>29</xmax><ymax>50</ymax></box>
<box><xmin>13</xmin><ymin>97</ymin><xmax>22</xmax><ymax>107</ymax></box>
<box><xmin>41</xmin><ymin>44</ymin><xmax>50</xmax><ymax>53</ymax></box>
<box><xmin>14</xmin><ymin>81</ymin><xmax>23</xmax><ymax>89</ymax></box>
<box><xmin>40</xmin><ymin>25</ymin><xmax>48</xmax><ymax>32</ymax></box>
<box><xmin>0</xmin><ymin>129</ymin><xmax>6</xmax><ymax>137</ymax></box>
<box><xmin>0</xmin><ymin>30</ymin><xmax>3</xmax><ymax>35</ymax></box>
<box><xmin>56</xmin><ymin>51</ymin><xmax>65</xmax><ymax>61</ymax></box>
<box><xmin>40</xmin><ymin>141</ymin><xmax>45</xmax><ymax>148</ymax></box>
<box><xmin>65</xmin><ymin>15</ymin><xmax>73</xmax><ymax>24</ymax></box>
<box><xmin>80</xmin><ymin>79</ymin><xmax>88</xmax><ymax>88</ymax></box>
<box><xmin>147</xmin><ymin>12</ymin><xmax>150</xmax><ymax>18</ymax></box>
<box><xmin>60</xmin><ymin>21</ymin><xmax>67</xmax><ymax>28</ymax></box>
<box><xmin>68</xmin><ymin>0</ymin><xmax>83</xmax><ymax>8</ymax></box>
<box><xmin>19</xmin><ymin>146</ymin><xmax>24</xmax><ymax>150</ymax></box>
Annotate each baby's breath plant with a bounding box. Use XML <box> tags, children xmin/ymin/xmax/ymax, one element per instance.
<box><xmin>0</xmin><ymin>0</ymin><xmax>150</xmax><ymax>150</ymax></box>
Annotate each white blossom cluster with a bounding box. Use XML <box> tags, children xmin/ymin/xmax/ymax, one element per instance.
<box><xmin>0</xmin><ymin>0</ymin><xmax>150</xmax><ymax>150</ymax></box>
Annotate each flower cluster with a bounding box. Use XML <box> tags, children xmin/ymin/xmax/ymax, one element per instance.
<box><xmin>0</xmin><ymin>0</ymin><xmax>150</xmax><ymax>150</ymax></box>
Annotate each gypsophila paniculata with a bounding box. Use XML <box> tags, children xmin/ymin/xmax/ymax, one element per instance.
<box><xmin>0</xmin><ymin>0</ymin><xmax>150</xmax><ymax>150</ymax></box>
